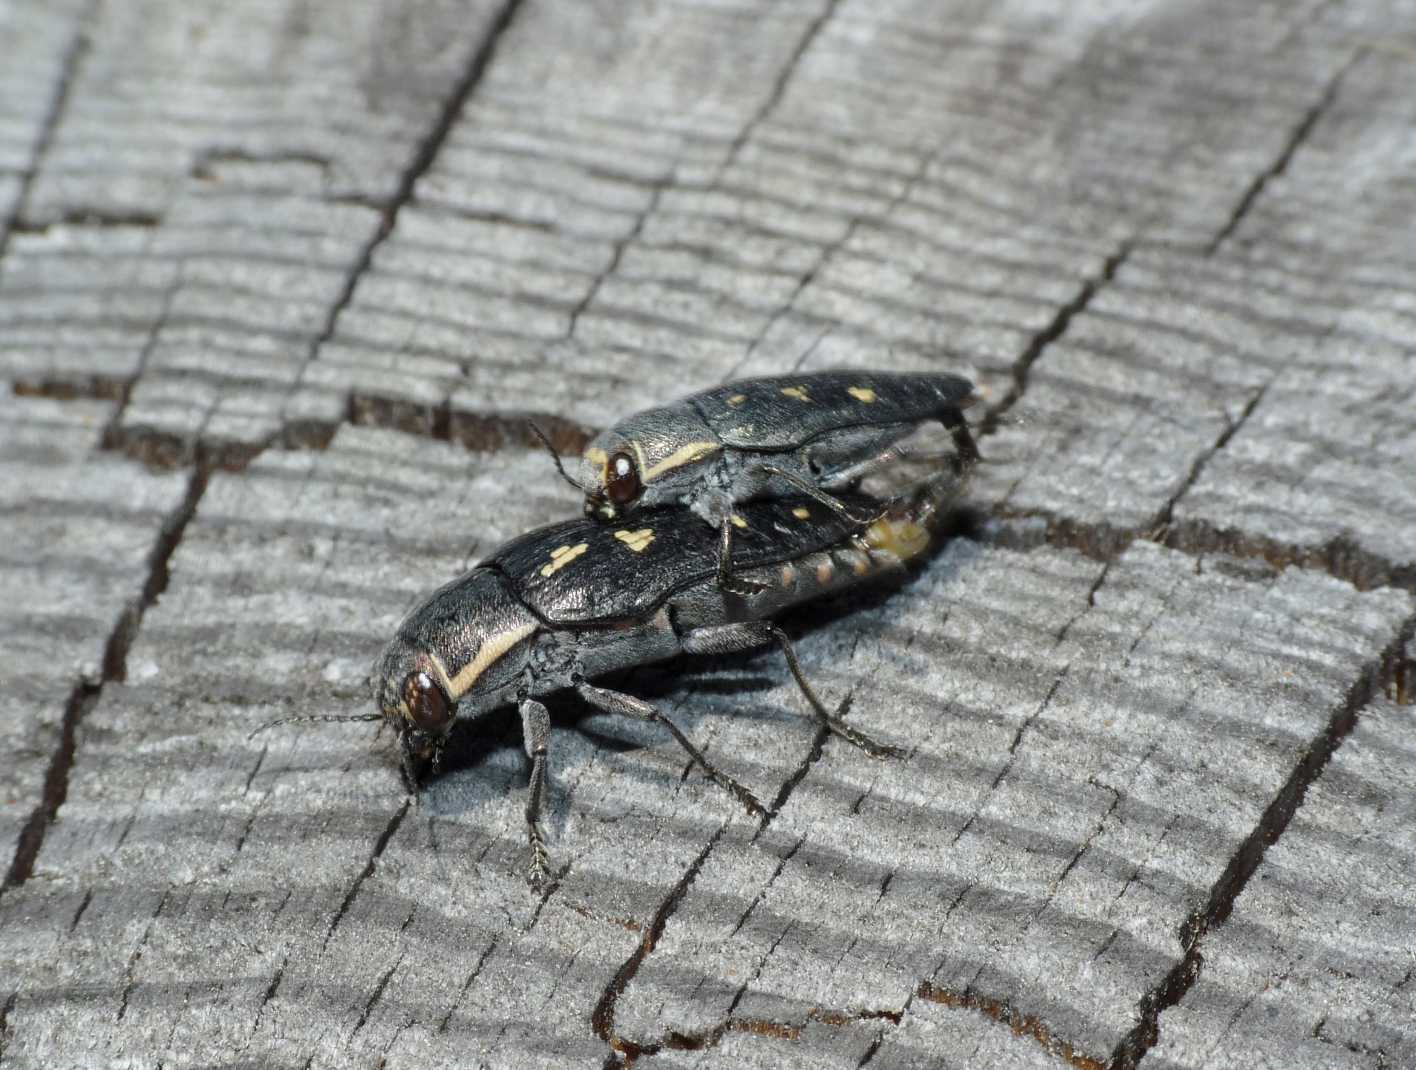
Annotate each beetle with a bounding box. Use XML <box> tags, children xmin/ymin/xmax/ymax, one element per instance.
<box><xmin>560</xmin><ymin>370</ymin><xmax>979</xmax><ymax>595</ymax></box>
<box><xmin>349</xmin><ymin>469</ymin><xmax>961</xmax><ymax>887</ymax></box>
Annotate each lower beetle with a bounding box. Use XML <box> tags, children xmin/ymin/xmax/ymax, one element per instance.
<box><xmin>559</xmin><ymin>371</ymin><xmax>979</xmax><ymax>595</ymax></box>
<box><xmin>361</xmin><ymin>468</ymin><xmax>961</xmax><ymax>886</ymax></box>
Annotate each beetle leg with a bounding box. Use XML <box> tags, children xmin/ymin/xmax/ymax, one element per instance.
<box><xmin>682</xmin><ymin>622</ymin><xmax>906</xmax><ymax>759</ymax></box>
<box><xmin>942</xmin><ymin>408</ymin><xmax>980</xmax><ymax>471</ymax></box>
<box><xmin>398</xmin><ymin>732</ymin><xmax>422</xmax><ymax>797</ymax></box>
<box><xmin>573</xmin><ymin>680</ymin><xmax>766</xmax><ymax>818</ymax></box>
<box><xmin>716</xmin><ymin>511</ymin><xmax>767</xmax><ymax>596</ymax></box>
<box><xmin>758</xmin><ymin>464</ymin><xmax>882</xmax><ymax>527</ymax></box>
<box><xmin>519</xmin><ymin>697</ymin><xmax>553</xmax><ymax>889</ymax></box>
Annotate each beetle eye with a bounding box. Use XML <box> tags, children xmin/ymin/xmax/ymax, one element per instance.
<box><xmin>605</xmin><ymin>451</ymin><xmax>642</xmax><ymax>506</ymax></box>
<box><xmin>402</xmin><ymin>671</ymin><xmax>452</xmax><ymax>733</ymax></box>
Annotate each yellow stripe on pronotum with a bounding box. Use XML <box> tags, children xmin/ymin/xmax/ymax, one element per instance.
<box><xmin>447</xmin><ymin>622</ymin><xmax>539</xmax><ymax>698</ymax></box>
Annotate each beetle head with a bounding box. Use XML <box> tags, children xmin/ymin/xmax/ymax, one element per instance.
<box><xmin>580</xmin><ymin>409</ymin><xmax>721</xmax><ymax>520</ymax></box>
<box><xmin>372</xmin><ymin>642</ymin><xmax>456</xmax><ymax>767</ymax></box>
<box><xmin>371</xmin><ymin>569</ymin><xmax>539</xmax><ymax>774</ymax></box>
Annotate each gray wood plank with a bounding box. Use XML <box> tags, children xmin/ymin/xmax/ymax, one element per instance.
<box><xmin>3</xmin><ymin>2</ymin><xmax>1416</xmax><ymax>1068</ymax></box>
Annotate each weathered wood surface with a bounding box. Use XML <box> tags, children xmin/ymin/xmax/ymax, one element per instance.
<box><xmin>1</xmin><ymin>2</ymin><xmax>1413</xmax><ymax>1068</ymax></box>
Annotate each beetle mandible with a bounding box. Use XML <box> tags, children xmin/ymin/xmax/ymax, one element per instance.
<box><xmin>560</xmin><ymin>371</ymin><xmax>978</xmax><ymax>595</ymax></box>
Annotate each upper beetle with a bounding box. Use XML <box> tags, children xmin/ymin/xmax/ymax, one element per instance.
<box><xmin>569</xmin><ymin>370</ymin><xmax>979</xmax><ymax>594</ymax></box>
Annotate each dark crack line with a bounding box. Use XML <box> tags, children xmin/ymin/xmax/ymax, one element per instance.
<box><xmin>1107</xmin><ymin>611</ymin><xmax>1416</xmax><ymax>1069</ymax></box>
<box><xmin>591</xmin><ymin>823</ymin><xmax>728</xmax><ymax>1054</ymax></box>
<box><xmin>1205</xmin><ymin>49</ymin><xmax>1364</xmax><ymax>256</ymax></box>
<box><xmin>562</xmin><ymin>178</ymin><xmax>669</xmax><ymax>342</ymax></box>
<box><xmin>717</xmin><ymin>0</ymin><xmax>841</xmax><ymax>179</ymax></box>
<box><xmin>351</xmin><ymin>956</ymin><xmax>403</xmax><ymax>1039</ymax></box>
<box><xmin>437</xmin><ymin>936</ymin><xmax>500</xmax><ymax>1034</ymax></box>
<box><xmin>980</xmin><ymin>240</ymin><xmax>1132</xmax><ymax>437</ymax></box>
<box><xmin>289</xmin><ymin>0</ymin><xmax>527</xmax><ymax>402</ymax></box>
<box><xmin>2</xmin><ymin>463</ymin><xmax>209</xmax><ymax>892</ymax></box>
<box><xmin>115</xmin><ymin>888</ymin><xmax>170</xmax><ymax>1023</ymax></box>
<box><xmin>1151</xmin><ymin>382</ymin><xmax>1269</xmax><ymax>539</ymax></box>
<box><xmin>728</xmin><ymin>835</ymin><xmax>807</xmax><ymax>939</ymax></box>
<box><xmin>724</xmin><ymin>134</ymin><xmax>934</xmax><ymax>383</ymax></box>
<box><xmin>321</xmin><ymin>800</ymin><xmax>410</xmax><ymax>953</ymax></box>
<box><xmin>0</xmin><ymin>0</ymin><xmax>96</xmax><ymax>261</ymax></box>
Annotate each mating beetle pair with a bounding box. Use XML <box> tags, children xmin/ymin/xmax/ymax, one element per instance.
<box><xmin>264</xmin><ymin>371</ymin><xmax>980</xmax><ymax>886</ymax></box>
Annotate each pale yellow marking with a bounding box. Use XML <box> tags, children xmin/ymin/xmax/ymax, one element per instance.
<box><xmin>584</xmin><ymin>446</ymin><xmax>610</xmax><ymax>484</ymax></box>
<box><xmin>540</xmin><ymin>542</ymin><xmax>589</xmax><ymax>577</ymax></box>
<box><xmin>425</xmin><ymin>651</ymin><xmax>456</xmax><ymax>699</ymax></box>
<box><xmin>614</xmin><ymin>528</ymin><xmax>655</xmax><ymax>553</ymax></box>
<box><xmin>864</xmin><ymin>516</ymin><xmax>931</xmax><ymax>561</ymax></box>
<box><xmin>849</xmin><ymin>551</ymin><xmax>872</xmax><ymax>576</ymax></box>
<box><xmin>727</xmin><ymin>393</ymin><xmax>748</xmax><ymax>407</ymax></box>
<box><xmin>780</xmin><ymin>563</ymin><xmax>797</xmax><ymax>586</ymax></box>
<box><xmin>791</xmin><ymin>506</ymin><xmax>811</xmax><ymax>520</ymax></box>
<box><xmin>446</xmin><ymin>622</ymin><xmax>539</xmax><ymax>698</ymax></box>
<box><xmin>848</xmin><ymin>386</ymin><xmax>878</xmax><ymax>403</ymax></box>
<box><xmin>730</xmin><ymin>514</ymin><xmax>748</xmax><ymax>529</ymax></box>
<box><xmin>781</xmin><ymin>385</ymin><xmax>811</xmax><ymax>401</ymax></box>
<box><xmin>640</xmin><ymin>440</ymin><xmax>720</xmax><ymax>482</ymax></box>
<box><xmin>815</xmin><ymin>561</ymin><xmax>835</xmax><ymax>585</ymax></box>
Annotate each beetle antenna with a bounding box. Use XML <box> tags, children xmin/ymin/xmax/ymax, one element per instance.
<box><xmin>247</xmin><ymin>712</ymin><xmax>382</xmax><ymax>741</ymax></box>
<box><xmin>527</xmin><ymin>420</ymin><xmax>585</xmax><ymax>494</ymax></box>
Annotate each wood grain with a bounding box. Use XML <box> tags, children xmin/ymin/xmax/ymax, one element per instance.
<box><xmin>2</xmin><ymin>2</ymin><xmax>1413</xmax><ymax>1068</ymax></box>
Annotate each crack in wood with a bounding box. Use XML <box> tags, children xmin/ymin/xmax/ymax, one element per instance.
<box><xmin>1205</xmin><ymin>49</ymin><xmax>1365</xmax><ymax>256</ymax></box>
<box><xmin>1</xmin><ymin>462</ymin><xmax>209</xmax><ymax>890</ymax></box>
<box><xmin>718</xmin><ymin>0</ymin><xmax>842</xmax><ymax>180</ymax></box>
<box><xmin>0</xmin><ymin>0</ymin><xmax>96</xmax><ymax>260</ymax></box>
<box><xmin>591</xmin><ymin>824</ymin><xmax>727</xmax><ymax>1056</ymax></box>
<box><xmin>1106</xmin><ymin>611</ymin><xmax>1416</xmax><ymax>1069</ymax></box>
<box><xmin>915</xmin><ymin>981</ymin><xmax>1106</xmax><ymax>1070</ymax></box>
<box><xmin>980</xmin><ymin>239</ymin><xmax>1133</xmax><ymax>438</ymax></box>
<box><xmin>321</xmin><ymin>799</ymin><xmax>410</xmax><ymax>953</ymax></box>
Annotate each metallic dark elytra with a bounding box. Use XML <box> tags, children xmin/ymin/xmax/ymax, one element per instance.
<box><xmin>573</xmin><ymin>370</ymin><xmax>979</xmax><ymax>594</ymax></box>
<box><xmin>371</xmin><ymin>470</ymin><xmax>963</xmax><ymax>886</ymax></box>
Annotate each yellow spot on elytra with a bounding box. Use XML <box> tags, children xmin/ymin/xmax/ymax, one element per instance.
<box><xmin>730</xmin><ymin>514</ymin><xmax>748</xmax><ymax>529</ymax></box>
<box><xmin>641</xmin><ymin>441</ymin><xmax>720</xmax><ymax>481</ymax></box>
<box><xmin>727</xmin><ymin>394</ymin><xmax>748</xmax><ymax>407</ymax></box>
<box><xmin>850</xmin><ymin>552</ymin><xmax>871</xmax><ymax>576</ymax></box>
<box><xmin>780</xmin><ymin>564</ymin><xmax>797</xmax><ymax>586</ymax></box>
<box><xmin>816</xmin><ymin>561</ymin><xmax>834</xmax><ymax>585</ymax></box>
<box><xmin>792</xmin><ymin>506</ymin><xmax>811</xmax><ymax>520</ymax></box>
<box><xmin>540</xmin><ymin>542</ymin><xmax>589</xmax><ymax>577</ymax></box>
<box><xmin>614</xmin><ymin>528</ymin><xmax>655</xmax><ymax>553</ymax></box>
<box><xmin>781</xmin><ymin>385</ymin><xmax>811</xmax><ymax>401</ymax></box>
<box><xmin>848</xmin><ymin>386</ymin><xmax>877</xmax><ymax>403</ymax></box>
<box><xmin>446</xmin><ymin>622</ymin><xmax>538</xmax><ymax>698</ymax></box>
